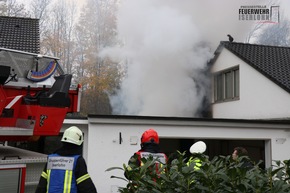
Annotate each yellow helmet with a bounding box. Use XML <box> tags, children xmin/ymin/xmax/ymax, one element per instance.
<box><xmin>61</xmin><ymin>126</ymin><xmax>84</xmax><ymax>146</ymax></box>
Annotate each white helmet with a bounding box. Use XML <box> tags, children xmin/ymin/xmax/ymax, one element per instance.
<box><xmin>61</xmin><ymin>126</ymin><xmax>84</xmax><ymax>146</ymax></box>
<box><xmin>190</xmin><ymin>141</ymin><xmax>207</xmax><ymax>154</ymax></box>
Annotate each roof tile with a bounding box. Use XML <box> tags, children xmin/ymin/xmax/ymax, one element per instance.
<box><xmin>0</xmin><ymin>16</ymin><xmax>40</xmax><ymax>53</ymax></box>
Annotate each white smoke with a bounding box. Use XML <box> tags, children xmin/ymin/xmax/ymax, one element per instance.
<box><xmin>100</xmin><ymin>0</ymin><xmax>270</xmax><ymax>117</ymax></box>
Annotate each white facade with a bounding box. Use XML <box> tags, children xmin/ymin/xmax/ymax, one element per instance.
<box><xmin>63</xmin><ymin>117</ymin><xmax>290</xmax><ymax>193</ymax></box>
<box><xmin>57</xmin><ymin>44</ymin><xmax>290</xmax><ymax>193</ymax></box>
<box><xmin>211</xmin><ymin>48</ymin><xmax>290</xmax><ymax>119</ymax></box>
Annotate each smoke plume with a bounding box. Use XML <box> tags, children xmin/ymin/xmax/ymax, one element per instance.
<box><xmin>101</xmin><ymin>0</ymin><xmax>268</xmax><ymax>117</ymax></box>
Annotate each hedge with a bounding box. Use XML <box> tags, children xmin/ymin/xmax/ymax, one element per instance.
<box><xmin>107</xmin><ymin>151</ymin><xmax>290</xmax><ymax>193</ymax></box>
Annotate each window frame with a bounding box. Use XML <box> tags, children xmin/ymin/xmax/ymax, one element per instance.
<box><xmin>214</xmin><ymin>66</ymin><xmax>240</xmax><ymax>103</ymax></box>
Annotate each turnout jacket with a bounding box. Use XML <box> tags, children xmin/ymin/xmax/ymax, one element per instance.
<box><xmin>125</xmin><ymin>143</ymin><xmax>167</xmax><ymax>179</ymax></box>
<box><xmin>129</xmin><ymin>143</ymin><xmax>167</xmax><ymax>166</ymax></box>
<box><xmin>35</xmin><ymin>143</ymin><xmax>97</xmax><ymax>193</ymax></box>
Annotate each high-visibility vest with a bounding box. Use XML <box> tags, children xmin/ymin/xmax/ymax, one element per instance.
<box><xmin>42</xmin><ymin>154</ymin><xmax>80</xmax><ymax>193</ymax></box>
<box><xmin>186</xmin><ymin>157</ymin><xmax>202</xmax><ymax>184</ymax></box>
<box><xmin>187</xmin><ymin>157</ymin><xmax>202</xmax><ymax>171</ymax></box>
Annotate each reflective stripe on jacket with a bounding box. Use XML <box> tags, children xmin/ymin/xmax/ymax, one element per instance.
<box><xmin>137</xmin><ymin>151</ymin><xmax>167</xmax><ymax>165</ymax></box>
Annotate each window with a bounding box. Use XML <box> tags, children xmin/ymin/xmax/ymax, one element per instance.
<box><xmin>214</xmin><ymin>67</ymin><xmax>239</xmax><ymax>102</ymax></box>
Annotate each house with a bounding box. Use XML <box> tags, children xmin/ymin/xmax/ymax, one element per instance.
<box><xmin>211</xmin><ymin>41</ymin><xmax>290</xmax><ymax>119</ymax></box>
<box><xmin>64</xmin><ymin>41</ymin><xmax>290</xmax><ymax>192</ymax></box>
<box><xmin>0</xmin><ymin>16</ymin><xmax>40</xmax><ymax>53</ymax></box>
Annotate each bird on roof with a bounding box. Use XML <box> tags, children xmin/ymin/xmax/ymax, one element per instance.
<box><xmin>227</xmin><ymin>34</ymin><xmax>234</xmax><ymax>42</ymax></box>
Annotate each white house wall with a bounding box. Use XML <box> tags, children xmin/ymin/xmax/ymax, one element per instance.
<box><xmin>61</xmin><ymin>117</ymin><xmax>290</xmax><ymax>193</ymax></box>
<box><xmin>212</xmin><ymin>48</ymin><xmax>290</xmax><ymax>119</ymax></box>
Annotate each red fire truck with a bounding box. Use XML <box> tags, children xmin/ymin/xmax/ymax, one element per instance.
<box><xmin>0</xmin><ymin>47</ymin><xmax>81</xmax><ymax>193</ymax></box>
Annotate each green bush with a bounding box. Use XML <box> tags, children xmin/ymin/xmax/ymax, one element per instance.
<box><xmin>106</xmin><ymin>151</ymin><xmax>290</xmax><ymax>193</ymax></box>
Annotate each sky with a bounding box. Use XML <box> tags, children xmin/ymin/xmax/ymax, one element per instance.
<box><xmin>100</xmin><ymin>0</ymin><xmax>290</xmax><ymax>117</ymax></box>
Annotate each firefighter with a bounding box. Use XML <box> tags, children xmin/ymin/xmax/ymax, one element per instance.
<box><xmin>187</xmin><ymin>141</ymin><xmax>207</xmax><ymax>170</ymax></box>
<box><xmin>186</xmin><ymin>141</ymin><xmax>207</xmax><ymax>185</ymax></box>
<box><xmin>125</xmin><ymin>128</ymin><xmax>167</xmax><ymax>179</ymax></box>
<box><xmin>35</xmin><ymin>126</ymin><xmax>97</xmax><ymax>193</ymax></box>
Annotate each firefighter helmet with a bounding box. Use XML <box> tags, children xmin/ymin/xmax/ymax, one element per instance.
<box><xmin>190</xmin><ymin>141</ymin><xmax>207</xmax><ymax>154</ymax></box>
<box><xmin>141</xmin><ymin>128</ymin><xmax>159</xmax><ymax>144</ymax></box>
<box><xmin>61</xmin><ymin>126</ymin><xmax>84</xmax><ymax>146</ymax></box>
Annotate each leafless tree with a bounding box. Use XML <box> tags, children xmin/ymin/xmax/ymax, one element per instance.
<box><xmin>29</xmin><ymin>0</ymin><xmax>51</xmax><ymax>38</ymax></box>
<box><xmin>0</xmin><ymin>0</ymin><xmax>28</xmax><ymax>17</ymax></box>
<box><xmin>253</xmin><ymin>19</ymin><xmax>290</xmax><ymax>46</ymax></box>
<box><xmin>40</xmin><ymin>0</ymin><xmax>78</xmax><ymax>74</ymax></box>
<box><xmin>245</xmin><ymin>1</ymin><xmax>290</xmax><ymax>46</ymax></box>
<box><xmin>244</xmin><ymin>22</ymin><xmax>265</xmax><ymax>43</ymax></box>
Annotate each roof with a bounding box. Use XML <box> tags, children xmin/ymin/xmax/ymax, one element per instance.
<box><xmin>212</xmin><ymin>41</ymin><xmax>290</xmax><ymax>93</ymax></box>
<box><xmin>0</xmin><ymin>16</ymin><xmax>40</xmax><ymax>53</ymax></box>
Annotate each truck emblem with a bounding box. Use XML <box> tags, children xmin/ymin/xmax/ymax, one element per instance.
<box><xmin>40</xmin><ymin>115</ymin><xmax>48</xmax><ymax>127</ymax></box>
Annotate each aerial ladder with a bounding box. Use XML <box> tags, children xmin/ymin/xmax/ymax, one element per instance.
<box><xmin>0</xmin><ymin>47</ymin><xmax>81</xmax><ymax>193</ymax></box>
